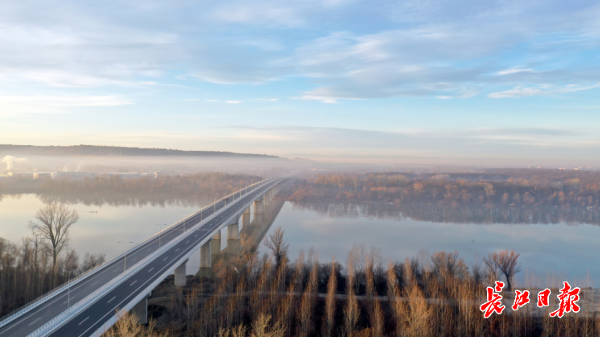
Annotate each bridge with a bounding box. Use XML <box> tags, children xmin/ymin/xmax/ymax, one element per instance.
<box><xmin>0</xmin><ymin>177</ymin><xmax>288</xmax><ymax>337</ymax></box>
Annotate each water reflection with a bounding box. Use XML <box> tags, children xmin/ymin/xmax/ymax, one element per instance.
<box><xmin>261</xmin><ymin>201</ymin><xmax>600</xmax><ymax>287</ymax></box>
<box><xmin>291</xmin><ymin>201</ymin><xmax>600</xmax><ymax>226</ymax></box>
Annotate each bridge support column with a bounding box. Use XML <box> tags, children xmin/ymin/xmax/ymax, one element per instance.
<box><xmin>227</xmin><ymin>222</ymin><xmax>240</xmax><ymax>257</ymax></box>
<box><xmin>253</xmin><ymin>200</ymin><xmax>263</xmax><ymax>224</ymax></box>
<box><xmin>241</xmin><ymin>207</ymin><xmax>250</xmax><ymax>228</ymax></box>
<box><xmin>132</xmin><ymin>294</ymin><xmax>149</xmax><ymax>324</ymax></box>
<box><xmin>198</xmin><ymin>241</ymin><xmax>211</xmax><ymax>278</ymax></box>
<box><xmin>211</xmin><ymin>232</ymin><xmax>221</xmax><ymax>266</ymax></box>
<box><xmin>174</xmin><ymin>259</ymin><xmax>187</xmax><ymax>286</ymax></box>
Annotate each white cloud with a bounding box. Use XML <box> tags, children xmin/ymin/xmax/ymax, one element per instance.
<box><xmin>498</xmin><ymin>68</ymin><xmax>534</xmax><ymax>75</ymax></box>
<box><xmin>300</xmin><ymin>94</ymin><xmax>338</xmax><ymax>103</ymax></box>
<box><xmin>0</xmin><ymin>94</ymin><xmax>132</xmax><ymax>115</ymax></box>
<box><xmin>225</xmin><ymin>100</ymin><xmax>241</xmax><ymax>104</ymax></box>
<box><xmin>489</xmin><ymin>84</ymin><xmax>599</xmax><ymax>98</ymax></box>
<box><xmin>205</xmin><ymin>99</ymin><xmax>219</xmax><ymax>102</ymax></box>
<box><xmin>183</xmin><ymin>99</ymin><xmax>200</xmax><ymax>101</ymax></box>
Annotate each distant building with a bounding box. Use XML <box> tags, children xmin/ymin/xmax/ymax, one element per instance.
<box><xmin>7</xmin><ymin>172</ymin><xmax>35</xmax><ymax>179</ymax></box>
<box><xmin>33</xmin><ymin>172</ymin><xmax>52</xmax><ymax>179</ymax></box>
<box><xmin>51</xmin><ymin>172</ymin><xmax>96</xmax><ymax>179</ymax></box>
<box><xmin>101</xmin><ymin>173</ymin><xmax>150</xmax><ymax>179</ymax></box>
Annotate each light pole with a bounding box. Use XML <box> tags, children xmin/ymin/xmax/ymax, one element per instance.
<box><xmin>67</xmin><ymin>272</ymin><xmax>71</xmax><ymax>308</ymax></box>
<box><xmin>155</xmin><ymin>224</ymin><xmax>167</xmax><ymax>247</ymax></box>
<box><xmin>117</xmin><ymin>241</ymin><xmax>134</xmax><ymax>272</ymax></box>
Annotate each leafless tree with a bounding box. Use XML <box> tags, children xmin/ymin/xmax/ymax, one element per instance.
<box><xmin>263</xmin><ymin>227</ymin><xmax>289</xmax><ymax>267</ymax></box>
<box><xmin>81</xmin><ymin>253</ymin><xmax>106</xmax><ymax>272</ymax></box>
<box><xmin>484</xmin><ymin>250</ymin><xmax>521</xmax><ymax>290</ymax></box>
<box><xmin>29</xmin><ymin>203</ymin><xmax>79</xmax><ymax>269</ymax></box>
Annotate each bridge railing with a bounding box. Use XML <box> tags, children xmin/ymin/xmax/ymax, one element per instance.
<box><xmin>0</xmin><ymin>177</ymin><xmax>277</xmax><ymax>328</ymax></box>
<box><xmin>27</xmin><ymin>178</ymin><xmax>283</xmax><ymax>337</ymax></box>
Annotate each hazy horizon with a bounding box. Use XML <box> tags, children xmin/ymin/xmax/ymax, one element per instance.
<box><xmin>1</xmin><ymin>0</ymin><xmax>599</xmax><ymax>166</ymax></box>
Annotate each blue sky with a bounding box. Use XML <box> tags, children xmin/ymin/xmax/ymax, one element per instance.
<box><xmin>0</xmin><ymin>0</ymin><xmax>599</xmax><ymax>165</ymax></box>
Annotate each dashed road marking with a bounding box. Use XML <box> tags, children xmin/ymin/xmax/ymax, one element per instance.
<box><xmin>108</xmin><ymin>296</ymin><xmax>116</xmax><ymax>303</ymax></box>
<box><xmin>28</xmin><ymin>318</ymin><xmax>42</xmax><ymax>326</ymax></box>
<box><xmin>148</xmin><ymin>267</ymin><xmax>154</xmax><ymax>272</ymax></box>
<box><xmin>130</xmin><ymin>280</ymin><xmax>137</xmax><ymax>286</ymax></box>
<box><xmin>78</xmin><ymin>317</ymin><xmax>89</xmax><ymax>325</ymax></box>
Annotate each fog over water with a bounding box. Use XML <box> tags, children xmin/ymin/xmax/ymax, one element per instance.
<box><xmin>1</xmin><ymin>193</ymin><xmax>598</xmax><ymax>286</ymax></box>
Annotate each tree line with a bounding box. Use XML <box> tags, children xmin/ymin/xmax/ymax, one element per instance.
<box><xmin>286</xmin><ymin>171</ymin><xmax>600</xmax><ymax>208</ymax></box>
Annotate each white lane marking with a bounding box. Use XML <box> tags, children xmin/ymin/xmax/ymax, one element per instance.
<box><xmin>78</xmin><ymin>316</ymin><xmax>89</xmax><ymax>325</ymax></box>
<box><xmin>91</xmin><ymin>281</ymin><xmax>99</xmax><ymax>286</ymax></box>
<box><xmin>28</xmin><ymin>317</ymin><xmax>42</xmax><ymax>326</ymax></box>
<box><xmin>175</xmin><ymin>248</ymin><xmax>180</xmax><ymax>251</ymax></box>
<box><xmin>163</xmin><ymin>257</ymin><xmax>168</xmax><ymax>261</ymax></box>
<box><xmin>130</xmin><ymin>280</ymin><xmax>137</xmax><ymax>286</ymax></box>
<box><xmin>185</xmin><ymin>240</ymin><xmax>189</xmax><ymax>244</ymax></box>
<box><xmin>148</xmin><ymin>267</ymin><xmax>154</xmax><ymax>272</ymax></box>
<box><xmin>108</xmin><ymin>296</ymin><xmax>116</xmax><ymax>303</ymax></box>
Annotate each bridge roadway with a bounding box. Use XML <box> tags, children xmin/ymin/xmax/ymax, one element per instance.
<box><xmin>0</xmin><ymin>178</ymin><xmax>284</xmax><ymax>337</ymax></box>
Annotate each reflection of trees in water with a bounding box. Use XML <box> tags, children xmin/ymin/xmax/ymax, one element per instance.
<box><xmin>291</xmin><ymin>201</ymin><xmax>600</xmax><ymax>225</ymax></box>
<box><xmin>35</xmin><ymin>193</ymin><xmax>211</xmax><ymax>208</ymax></box>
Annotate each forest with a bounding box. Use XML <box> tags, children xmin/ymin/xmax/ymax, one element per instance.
<box><xmin>286</xmin><ymin>170</ymin><xmax>600</xmax><ymax>208</ymax></box>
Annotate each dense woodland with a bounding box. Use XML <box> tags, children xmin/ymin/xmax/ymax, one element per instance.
<box><xmin>287</xmin><ymin>170</ymin><xmax>600</xmax><ymax>208</ymax></box>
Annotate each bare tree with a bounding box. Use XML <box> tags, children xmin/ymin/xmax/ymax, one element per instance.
<box><xmin>263</xmin><ymin>227</ymin><xmax>289</xmax><ymax>267</ymax></box>
<box><xmin>29</xmin><ymin>203</ymin><xmax>79</xmax><ymax>269</ymax></box>
<box><xmin>484</xmin><ymin>250</ymin><xmax>521</xmax><ymax>290</ymax></box>
<box><xmin>82</xmin><ymin>253</ymin><xmax>106</xmax><ymax>272</ymax></box>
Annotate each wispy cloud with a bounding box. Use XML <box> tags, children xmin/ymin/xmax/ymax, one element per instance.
<box><xmin>0</xmin><ymin>94</ymin><xmax>133</xmax><ymax>115</ymax></box>
<box><xmin>489</xmin><ymin>84</ymin><xmax>599</xmax><ymax>98</ymax></box>
<box><xmin>497</xmin><ymin>68</ymin><xmax>534</xmax><ymax>75</ymax></box>
<box><xmin>225</xmin><ymin>100</ymin><xmax>242</xmax><ymax>104</ymax></box>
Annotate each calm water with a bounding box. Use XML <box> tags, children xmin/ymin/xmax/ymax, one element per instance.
<box><xmin>1</xmin><ymin>194</ymin><xmax>598</xmax><ymax>287</ymax></box>
<box><xmin>263</xmin><ymin>202</ymin><xmax>600</xmax><ymax>287</ymax></box>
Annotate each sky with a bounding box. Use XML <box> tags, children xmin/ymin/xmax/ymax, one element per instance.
<box><xmin>0</xmin><ymin>0</ymin><xmax>599</xmax><ymax>166</ymax></box>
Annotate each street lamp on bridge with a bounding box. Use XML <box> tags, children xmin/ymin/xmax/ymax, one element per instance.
<box><xmin>117</xmin><ymin>241</ymin><xmax>134</xmax><ymax>272</ymax></box>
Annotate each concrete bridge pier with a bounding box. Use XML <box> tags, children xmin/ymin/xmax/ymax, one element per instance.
<box><xmin>227</xmin><ymin>221</ymin><xmax>240</xmax><ymax>257</ymax></box>
<box><xmin>132</xmin><ymin>293</ymin><xmax>150</xmax><ymax>324</ymax></box>
<box><xmin>211</xmin><ymin>232</ymin><xmax>221</xmax><ymax>266</ymax></box>
<box><xmin>241</xmin><ymin>207</ymin><xmax>250</xmax><ymax>228</ymax></box>
<box><xmin>174</xmin><ymin>259</ymin><xmax>188</xmax><ymax>286</ymax></box>
<box><xmin>198</xmin><ymin>241</ymin><xmax>211</xmax><ymax>278</ymax></box>
<box><xmin>253</xmin><ymin>200</ymin><xmax>263</xmax><ymax>224</ymax></box>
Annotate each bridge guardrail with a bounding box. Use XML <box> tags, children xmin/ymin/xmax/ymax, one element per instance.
<box><xmin>29</xmin><ymin>178</ymin><xmax>281</xmax><ymax>337</ymax></box>
<box><xmin>0</xmin><ymin>177</ymin><xmax>274</xmax><ymax>329</ymax></box>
